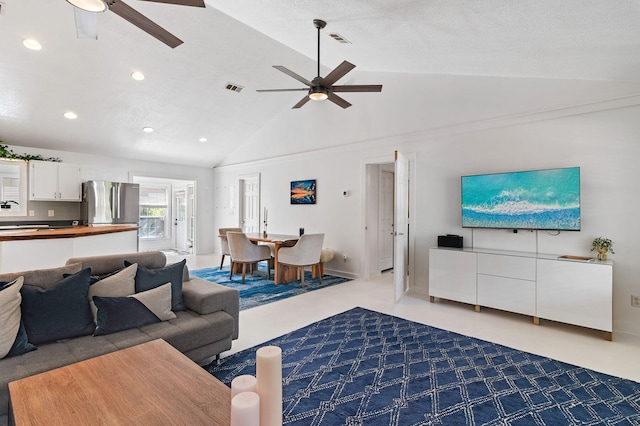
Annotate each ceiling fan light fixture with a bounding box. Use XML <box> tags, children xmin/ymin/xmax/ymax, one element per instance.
<box><xmin>309</xmin><ymin>87</ymin><xmax>328</xmax><ymax>101</ymax></box>
<box><xmin>65</xmin><ymin>0</ymin><xmax>107</xmax><ymax>13</ymax></box>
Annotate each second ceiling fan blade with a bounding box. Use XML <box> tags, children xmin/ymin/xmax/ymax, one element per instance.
<box><xmin>137</xmin><ymin>0</ymin><xmax>205</xmax><ymax>6</ymax></box>
<box><xmin>74</xmin><ymin>8</ymin><xmax>98</xmax><ymax>39</ymax></box>
<box><xmin>109</xmin><ymin>1</ymin><xmax>183</xmax><ymax>48</ymax></box>
<box><xmin>292</xmin><ymin>96</ymin><xmax>311</xmax><ymax>109</ymax></box>
<box><xmin>256</xmin><ymin>88</ymin><xmax>308</xmax><ymax>93</ymax></box>
<box><xmin>321</xmin><ymin>61</ymin><xmax>356</xmax><ymax>86</ymax></box>
<box><xmin>327</xmin><ymin>93</ymin><xmax>352</xmax><ymax>109</ymax></box>
<box><xmin>331</xmin><ymin>85</ymin><xmax>383</xmax><ymax>93</ymax></box>
<box><xmin>273</xmin><ymin>66</ymin><xmax>313</xmax><ymax>86</ymax></box>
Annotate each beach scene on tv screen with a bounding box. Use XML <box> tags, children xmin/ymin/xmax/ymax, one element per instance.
<box><xmin>461</xmin><ymin>167</ymin><xmax>581</xmax><ymax>230</ymax></box>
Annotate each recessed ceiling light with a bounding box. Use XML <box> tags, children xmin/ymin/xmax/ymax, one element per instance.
<box><xmin>63</xmin><ymin>111</ymin><xmax>78</xmax><ymax>120</ymax></box>
<box><xmin>143</xmin><ymin>127</ymin><xmax>154</xmax><ymax>133</ymax></box>
<box><xmin>131</xmin><ymin>71</ymin><xmax>145</xmax><ymax>81</ymax></box>
<box><xmin>199</xmin><ymin>137</ymin><xmax>208</xmax><ymax>142</ymax></box>
<box><xmin>22</xmin><ymin>39</ymin><xmax>42</xmax><ymax>51</ymax></box>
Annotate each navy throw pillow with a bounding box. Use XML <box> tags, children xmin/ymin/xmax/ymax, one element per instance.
<box><xmin>127</xmin><ymin>259</ymin><xmax>186</xmax><ymax>311</ymax></box>
<box><xmin>20</xmin><ymin>268</ymin><xmax>95</xmax><ymax>345</ymax></box>
<box><xmin>7</xmin><ymin>320</ymin><xmax>36</xmax><ymax>357</ymax></box>
<box><xmin>93</xmin><ymin>283</ymin><xmax>176</xmax><ymax>335</ymax></box>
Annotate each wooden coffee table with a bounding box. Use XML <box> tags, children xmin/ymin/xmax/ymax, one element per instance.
<box><xmin>8</xmin><ymin>339</ymin><xmax>230</xmax><ymax>425</ymax></box>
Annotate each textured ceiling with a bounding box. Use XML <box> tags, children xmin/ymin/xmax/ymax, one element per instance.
<box><xmin>1</xmin><ymin>0</ymin><xmax>639</xmax><ymax>167</ymax></box>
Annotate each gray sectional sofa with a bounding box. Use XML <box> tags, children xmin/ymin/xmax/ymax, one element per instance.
<box><xmin>0</xmin><ymin>251</ymin><xmax>239</xmax><ymax>426</ymax></box>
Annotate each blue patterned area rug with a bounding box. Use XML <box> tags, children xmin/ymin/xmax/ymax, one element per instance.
<box><xmin>190</xmin><ymin>266</ymin><xmax>351</xmax><ymax>311</ymax></box>
<box><xmin>208</xmin><ymin>307</ymin><xmax>640</xmax><ymax>425</ymax></box>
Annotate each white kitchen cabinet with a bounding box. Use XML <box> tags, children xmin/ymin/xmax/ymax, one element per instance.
<box><xmin>29</xmin><ymin>160</ymin><xmax>81</xmax><ymax>201</ymax></box>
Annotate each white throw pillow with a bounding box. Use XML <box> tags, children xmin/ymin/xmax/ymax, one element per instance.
<box><xmin>0</xmin><ymin>277</ymin><xmax>24</xmax><ymax>359</ymax></box>
<box><xmin>87</xmin><ymin>263</ymin><xmax>138</xmax><ymax>321</ymax></box>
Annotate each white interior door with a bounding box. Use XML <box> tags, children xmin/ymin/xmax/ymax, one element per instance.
<box><xmin>379</xmin><ymin>169</ymin><xmax>394</xmax><ymax>271</ymax></box>
<box><xmin>394</xmin><ymin>151</ymin><xmax>409</xmax><ymax>301</ymax></box>
<box><xmin>173</xmin><ymin>188</ymin><xmax>187</xmax><ymax>251</ymax></box>
<box><xmin>240</xmin><ymin>175</ymin><xmax>260</xmax><ymax>232</ymax></box>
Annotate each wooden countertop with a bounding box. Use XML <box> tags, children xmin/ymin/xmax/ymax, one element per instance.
<box><xmin>0</xmin><ymin>225</ymin><xmax>138</xmax><ymax>241</ymax></box>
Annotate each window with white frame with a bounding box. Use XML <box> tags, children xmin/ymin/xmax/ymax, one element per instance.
<box><xmin>138</xmin><ymin>184</ymin><xmax>170</xmax><ymax>240</ymax></box>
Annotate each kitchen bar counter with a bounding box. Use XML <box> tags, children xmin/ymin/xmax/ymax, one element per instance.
<box><xmin>0</xmin><ymin>226</ymin><xmax>139</xmax><ymax>273</ymax></box>
<box><xmin>0</xmin><ymin>225</ymin><xmax>138</xmax><ymax>241</ymax></box>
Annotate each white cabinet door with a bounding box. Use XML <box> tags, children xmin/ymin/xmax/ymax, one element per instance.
<box><xmin>29</xmin><ymin>161</ymin><xmax>59</xmax><ymax>200</ymax></box>
<box><xmin>29</xmin><ymin>160</ymin><xmax>81</xmax><ymax>201</ymax></box>
<box><xmin>429</xmin><ymin>248</ymin><xmax>477</xmax><ymax>305</ymax></box>
<box><xmin>537</xmin><ymin>259</ymin><xmax>612</xmax><ymax>332</ymax></box>
<box><xmin>477</xmin><ymin>274</ymin><xmax>535</xmax><ymax>316</ymax></box>
<box><xmin>57</xmin><ymin>163</ymin><xmax>81</xmax><ymax>201</ymax></box>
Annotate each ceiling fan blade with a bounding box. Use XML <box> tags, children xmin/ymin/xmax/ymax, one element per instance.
<box><xmin>292</xmin><ymin>96</ymin><xmax>311</xmax><ymax>109</ymax></box>
<box><xmin>137</xmin><ymin>0</ymin><xmax>205</xmax><ymax>7</ymax></box>
<box><xmin>73</xmin><ymin>8</ymin><xmax>98</xmax><ymax>39</ymax></box>
<box><xmin>327</xmin><ymin>93</ymin><xmax>352</xmax><ymax>109</ymax></box>
<box><xmin>256</xmin><ymin>88</ymin><xmax>309</xmax><ymax>92</ymax></box>
<box><xmin>321</xmin><ymin>61</ymin><xmax>356</xmax><ymax>86</ymax></box>
<box><xmin>273</xmin><ymin>66</ymin><xmax>313</xmax><ymax>86</ymax></box>
<box><xmin>109</xmin><ymin>1</ymin><xmax>183</xmax><ymax>48</ymax></box>
<box><xmin>331</xmin><ymin>85</ymin><xmax>383</xmax><ymax>93</ymax></box>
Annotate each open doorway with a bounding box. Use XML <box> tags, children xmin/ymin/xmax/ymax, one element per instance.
<box><xmin>363</xmin><ymin>154</ymin><xmax>415</xmax><ymax>293</ymax></box>
<box><xmin>364</xmin><ymin>162</ymin><xmax>395</xmax><ymax>278</ymax></box>
<box><xmin>132</xmin><ymin>175</ymin><xmax>196</xmax><ymax>254</ymax></box>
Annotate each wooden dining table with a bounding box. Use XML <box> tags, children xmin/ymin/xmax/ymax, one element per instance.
<box><xmin>245</xmin><ymin>233</ymin><xmax>299</xmax><ymax>284</ymax></box>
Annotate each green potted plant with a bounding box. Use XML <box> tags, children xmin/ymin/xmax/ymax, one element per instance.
<box><xmin>0</xmin><ymin>200</ymin><xmax>18</xmax><ymax>209</ymax></box>
<box><xmin>591</xmin><ymin>237</ymin><xmax>614</xmax><ymax>261</ymax></box>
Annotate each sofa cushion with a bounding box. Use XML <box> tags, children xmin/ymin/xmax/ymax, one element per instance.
<box><xmin>87</xmin><ymin>263</ymin><xmax>137</xmax><ymax>321</ymax></box>
<box><xmin>0</xmin><ymin>263</ymin><xmax>82</xmax><ymax>290</ymax></box>
<box><xmin>67</xmin><ymin>251</ymin><xmax>166</xmax><ymax>277</ymax></box>
<box><xmin>21</xmin><ymin>268</ymin><xmax>95</xmax><ymax>345</ymax></box>
<box><xmin>94</xmin><ymin>283</ymin><xmax>176</xmax><ymax>336</ymax></box>
<box><xmin>0</xmin><ymin>278</ymin><xmax>36</xmax><ymax>359</ymax></box>
<box><xmin>130</xmin><ymin>259</ymin><xmax>186</xmax><ymax>311</ymax></box>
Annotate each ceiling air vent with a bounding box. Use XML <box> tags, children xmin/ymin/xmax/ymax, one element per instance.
<box><xmin>328</xmin><ymin>33</ymin><xmax>351</xmax><ymax>44</ymax></box>
<box><xmin>225</xmin><ymin>83</ymin><xmax>244</xmax><ymax>93</ymax></box>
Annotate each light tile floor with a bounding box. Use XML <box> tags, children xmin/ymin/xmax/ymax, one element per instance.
<box><xmin>171</xmin><ymin>253</ymin><xmax>640</xmax><ymax>383</ymax></box>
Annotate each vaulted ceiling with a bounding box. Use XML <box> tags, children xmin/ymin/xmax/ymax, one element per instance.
<box><xmin>1</xmin><ymin>0</ymin><xmax>639</xmax><ymax>167</ymax></box>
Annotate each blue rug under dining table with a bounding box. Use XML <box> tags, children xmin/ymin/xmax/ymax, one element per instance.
<box><xmin>190</xmin><ymin>266</ymin><xmax>351</xmax><ymax>311</ymax></box>
<box><xmin>207</xmin><ymin>307</ymin><xmax>640</xmax><ymax>425</ymax></box>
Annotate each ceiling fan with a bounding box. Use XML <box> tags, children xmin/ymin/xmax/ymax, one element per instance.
<box><xmin>67</xmin><ymin>0</ymin><xmax>205</xmax><ymax>48</ymax></box>
<box><xmin>257</xmin><ymin>19</ymin><xmax>382</xmax><ymax>109</ymax></box>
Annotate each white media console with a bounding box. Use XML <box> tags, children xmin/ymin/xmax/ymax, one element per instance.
<box><xmin>429</xmin><ymin>247</ymin><xmax>613</xmax><ymax>340</ymax></box>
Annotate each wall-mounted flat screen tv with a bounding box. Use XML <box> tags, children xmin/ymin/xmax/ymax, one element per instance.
<box><xmin>461</xmin><ymin>167</ymin><xmax>581</xmax><ymax>231</ymax></box>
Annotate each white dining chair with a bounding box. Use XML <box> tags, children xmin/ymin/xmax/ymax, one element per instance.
<box><xmin>227</xmin><ymin>231</ymin><xmax>271</xmax><ymax>283</ymax></box>
<box><xmin>218</xmin><ymin>227</ymin><xmax>242</xmax><ymax>269</ymax></box>
<box><xmin>277</xmin><ymin>233</ymin><xmax>324</xmax><ymax>287</ymax></box>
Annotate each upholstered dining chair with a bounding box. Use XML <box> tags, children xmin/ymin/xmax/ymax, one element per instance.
<box><xmin>277</xmin><ymin>233</ymin><xmax>324</xmax><ymax>287</ymax></box>
<box><xmin>226</xmin><ymin>231</ymin><xmax>271</xmax><ymax>283</ymax></box>
<box><xmin>218</xmin><ymin>227</ymin><xmax>242</xmax><ymax>269</ymax></box>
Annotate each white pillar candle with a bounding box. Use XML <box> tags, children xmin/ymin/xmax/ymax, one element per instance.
<box><xmin>231</xmin><ymin>391</ymin><xmax>260</xmax><ymax>426</ymax></box>
<box><xmin>256</xmin><ymin>345</ymin><xmax>283</xmax><ymax>426</ymax></box>
<box><xmin>231</xmin><ymin>374</ymin><xmax>257</xmax><ymax>398</ymax></box>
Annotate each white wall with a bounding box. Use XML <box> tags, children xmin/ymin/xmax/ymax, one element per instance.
<box><xmin>212</xmin><ymin>102</ymin><xmax>640</xmax><ymax>337</ymax></box>
<box><xmin>3</xmin><ymin>145</ymin><xmax>217</xmax><ymax>254</ymax></box>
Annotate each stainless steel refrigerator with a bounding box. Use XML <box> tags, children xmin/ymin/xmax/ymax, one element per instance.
<box><xmin>81</xmin><ymin>181</ymin><xmax>140</xmax><ymax>226</ymax></box>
